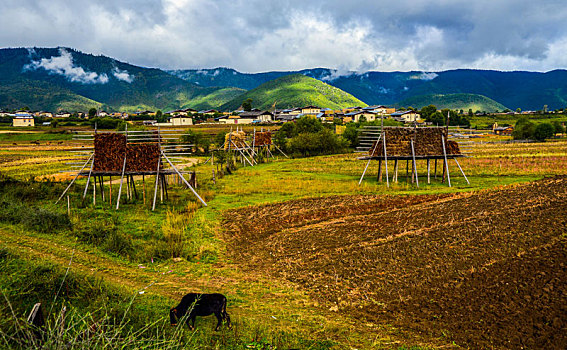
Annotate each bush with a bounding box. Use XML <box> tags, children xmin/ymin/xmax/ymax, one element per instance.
<box><xmin>23</xmin><ymin>207</ymin><xmax>72</xmax><ymax>233</ymax></box>
<box><xmin>89</xmin><ymin>117</ymin><xmax>124</xmax><ymax>129</ymax></box>
<box><xmin>342</xmin><ymin>124</ymin><xmax>359</xmax><ymax>147</ymax></box>
<box><xmin>552</xmin><ymin>121</ymin><xmax>565</xmax><ymax>134</ymax></box>
<box><xmin>513</xmin><ymin>117</ymin><xmax>536</xmax><ymax>140</ymax></box>
<box><xmin>534</xmin><ymin>122</ymin><xmax>555</xmax><ymax>141</ymax></box>
<box><xmin>287</xmin><ymin>129</ymin><xmax>349</xmax><ymax>157</ymax></box>
<box><xmin>75</xmin><ymin>217</ymin><xmax>117</xmax><ymax>245</ymax></box>
<box><xmin>103</xmin><ymin>230</ymin><xmax>134</xmax><ymax>257</ymax></box>
<box><xmin>0</xmin><ymin>198</ymin><xmax>71</xmax><ymax>233</ymax></box>
<box><xmin>0</xmin><ymin>176</ymin><xmax>64</xmax><ymax>202</ymax></box>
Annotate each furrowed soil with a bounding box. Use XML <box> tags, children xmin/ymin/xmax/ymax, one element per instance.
<box><xmin>223</xmin><ymin>176</ymin><xmax>567</xmax><ymax>349</ymax></box>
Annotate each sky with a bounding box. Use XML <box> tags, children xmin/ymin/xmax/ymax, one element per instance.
<box><xmin>2</xmin><ymin>0</ymin><xmax>567</xmax><ymax>73</ymax></box>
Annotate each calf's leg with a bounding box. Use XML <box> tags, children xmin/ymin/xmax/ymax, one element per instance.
<box><xmin>214</xmin><ymin>312</ymin><xmax>223</xmax><ymax>331</ymax></box>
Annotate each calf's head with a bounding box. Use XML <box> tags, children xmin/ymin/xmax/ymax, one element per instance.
<box><xmin>169</xmin><ymin>308</ymin><xmax>178</xmax><ymax>326</ymax></box>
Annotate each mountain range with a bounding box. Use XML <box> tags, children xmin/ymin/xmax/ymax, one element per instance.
<box><xmin>1</xmin><ymin>47</ymin><xmax>567</xmax><ymax>112</ymax></box>
<box><xmin>170</xmin><ymin>67</ymin><xmax>567</xmax><ymax>111</ymax></box>
<box><xmin>0</xmin><ymin>47</ymin><xmax>244</xmax><ymax>112</ymax></box>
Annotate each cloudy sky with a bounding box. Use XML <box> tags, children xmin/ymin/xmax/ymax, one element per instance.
<box><xmin>2</xmin><ymin>0</ymin><xmax>567</xmax><ymax>73</ymax></box>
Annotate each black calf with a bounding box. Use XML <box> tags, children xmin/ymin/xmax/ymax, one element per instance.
<box><xmin>170</xmin><ymin>293</ymin><xmax>231</xmax><ymax>331</ymax></box>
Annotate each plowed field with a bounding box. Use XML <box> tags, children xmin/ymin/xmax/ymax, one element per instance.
<box><xmin>224</xmin><ymin>177</ymin><xmax>567</xmax><ymax>349</ymax></box>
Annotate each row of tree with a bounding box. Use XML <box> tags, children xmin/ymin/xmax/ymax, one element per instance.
<box><xmin>274</xmin><ymin>117</ymin><xmax>349</xmax><ymax>157</ymax></box>
<box><xmin>513</xmin><ymin>118</ymin><xmax>565</xmax><ymax>141</ymax></box>
<box><xmin>419</xmin><ymin>105</ymin><xmax>471</xmax><ymax>127</ymax></box>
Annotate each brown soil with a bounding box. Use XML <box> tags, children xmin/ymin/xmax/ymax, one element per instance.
<box><xmin>223</xmin><ymin>177</ymin><xmax>567</xmax><ymax>349</ymax></box>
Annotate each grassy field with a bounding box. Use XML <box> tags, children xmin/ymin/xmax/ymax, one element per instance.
<box><xmin>0</xmin><ymin>130</ymin><xmax>565</xmax><ymax>349</ymax></box>
<box><xmin>469</xmin><ymin>113</ymin><xmax>567</xmax><ymax>129</ymax></box>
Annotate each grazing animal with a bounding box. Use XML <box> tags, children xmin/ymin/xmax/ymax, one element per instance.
<box><xmin>170</xmin><ymin>293</ymin><xmax>231</xmax><ymax>330</ymax></box>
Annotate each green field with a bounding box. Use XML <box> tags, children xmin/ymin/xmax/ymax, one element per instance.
<box><xmin>398</xmin><ymin>93</ymin><xmax>508</xmax><ymax>112</ymax></box>
<box><xmin>469</xmin><ymin>112</ymin><xmax>567</xmax><ymax>129</ymax></box>
<box><xmin>0</xmin><ymin>129</ymin><xmax>565</xmax><ymax>349</ymax></box>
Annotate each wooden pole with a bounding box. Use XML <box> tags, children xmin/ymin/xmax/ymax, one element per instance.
<box><xmin>126</xmin><ymin>175</ymin><xmax>130</xmax><ymax>200</ymax></box>
<box><xmin>434</xmin><ymin>159</ymin><xmax>438</xmax><ymax>179</ymax></box>
<box><xmin>441</xmin><ymin>135</ymin><xmax>451</xmax><ymax>187</ymax></box>
<box><xmin>152</xmin><ymin>127</ymin><xmax>162</xmax><ymax>211</ymax></box>
<box><xmin>406</xmin><ymin>160</ymin><xmax>409</xmax><ymax>183</ymax></box>
<box><xmin>93</xmin><ymin>181</ymin><xmax>96</xmax><ymax>206</ymax></box>
<box><xmin>115</xmin><ymin>153</ymin><xmax>128</xmax><ymax>210</ymax></box>
<box><xmin>393</xmin><ymin>159</ymin><xmax>398</xmax><ymax>183</ymax></box>
<box><xmin>359</xmin><ymin>134</ymin><xmax>382</xmax><ymax>185</ymax></box>
<box><xmin>383</xmin><ymin>131</ymin><xmax>389</xmax><ymax>187</ymax></box>
<box><xmin>160</xmin><ymin>175</ymin><xmax>164</xmax><ymax>203</ymax></box>
<box><xmin>252</xmin><ymin>128</ymin><xmax>256</xmax><ymax>158</ymax></box>
<box><xmin>82</xmin><ymin>155</ymin><xmax>95</xmax><ymax>200</ymax></box>
<box><xmin>377</xmin><ymin>159</ymin><xmax>383</xmax><ymax>181</ymax></box>
<box><xmin>109</xmin><ymin>176</ymin><xmax>112</xmax><ymax>205</ymax></box>
<box><xmin>231</xmin><ymin>140</ymin><xmax>254</xmax><ymax>166</ymax></box>
<box><xmin>152</xmin><ymin>158</ymin><xmax>160</xmax><ymax>211</ymax></box>
<box><xmin>273</xmin><ymin>144</ymin><xmax>289</xmax><ymax>158</ymax></box>
<box><xmin>161</xmin><ymin>151</ymin><xmax>207</xmax><ymax>206</ymax></box>
<box><xmin>143</xmin><ymin>175</ymin><xmax>146</xmax><ymax>205</ymax></box>
<box><xmin>56</xmin><ymin>153</ymin><xmax>94</xmax><ymax>204</ymax></box>
<box><xmin>131</xmin><ymin>175</ymin><xmax>138</xmax><ymax>199</ymax></box>
<box><xmin>410</xmin><ymin>140</ymin><xmax>419</xmax><ymax>187</ymax></box>
<box><xmin>427</xmin><ymin>158</ymin><xmax>431</xmax><ymax>184</ymax></box>
<box><xmin>454</xmin><ymin>157</ymin><xmax>470</xmax><ymax>184</ymax></box>
<box><xmin>163</xmin><ymin>174</ymin><xmax>169</xmax><ymax>200</ymax></box>
<box><xmin>100</xmin><ymin>176</ymin><xmax>105</xmax><ymax>203</ymax></box>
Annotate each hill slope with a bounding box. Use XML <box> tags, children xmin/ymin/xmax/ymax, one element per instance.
<box><xmin>219</xmin><ymin>74</ymin><xmax>367</xmax><ymax>111</ymax></box>
<box><xmin>397</xmin><ymin>93</ymin><xmax>508</xmax><ymax>112</ymax></box>
<box><xmin>171</xmin><ymin>68</ymin><xmax>567</xmax><ymax>111</ymax></box>
<box><xmin>0</xmin><ymin>47</ymin><xmax>242</xmax><ymax>111</ymax></box>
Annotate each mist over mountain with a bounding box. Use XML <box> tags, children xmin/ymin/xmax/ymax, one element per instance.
<box><xmin>171</xmin><ymin>67</ymin><xmax>567</xmax><ymax>111</ymax></box>
<box><xmin>1</xmin><ymin>47</ymin><xmax>567</xmax><ymax>112</ymax></box>
<box><xmin>0</xmin><ymin>47</ymin><xmax>243</xmax><ymax>112</ymax></box>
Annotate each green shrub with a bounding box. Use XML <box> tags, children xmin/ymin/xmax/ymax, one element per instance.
<box><xmin>22</xmin><ymin>207</ymin><xmax>72</xmax><ymax>233</ymax></box>
<box><xmin>534</xmin><ymin>122</ymin><xmax>555</xmax><ymax>141</ymax></box>
<box><xmin>0</xmin><ymin>198</ymin><xmax>70</xmax><ymax>233</ymax></box>
<box><xmin>288</xmin><ymin>129</ymin><xmax>349</xmax><ymax>157</ymax></box>
<box><xmin>102</xmin><ymin>230</ymin><xmax>134</xmax><ymax>257</ymax></box>
<box><xmin>74</xmin><ymin>217</ymin><xmax>117</xmax><ymax>245</ymax></box>
<box><xmin>0</xmin><ymin>198</ymin><xmax>23</xmax><ymax>224</ymax></box>
<box><xmin>513</xmin><ymin>117</ymin><xmax>536</xmax><ymax>140</ymax></box>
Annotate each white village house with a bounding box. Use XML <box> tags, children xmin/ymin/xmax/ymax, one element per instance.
<box><xmin>13</xmin><ymin>113</ymin><xmax>35</xmax><ymax>127</ymax></box>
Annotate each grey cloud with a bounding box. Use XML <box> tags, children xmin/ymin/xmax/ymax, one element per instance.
<box><xmin>2</xmin><ymin>0</ymin><xmax>567</xmax><ymax>72</ymax></box>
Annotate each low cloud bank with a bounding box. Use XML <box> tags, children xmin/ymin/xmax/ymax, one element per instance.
<box><xmin>24</xmin><ymin>48</ymin><xmax>135</xmax><ymax>84</ymax></box>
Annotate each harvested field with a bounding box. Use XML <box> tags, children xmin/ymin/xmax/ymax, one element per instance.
<box><xmin>224</xmin><ymin>177</ymin><xmax>567</xmax><ymax>349</ymax></box>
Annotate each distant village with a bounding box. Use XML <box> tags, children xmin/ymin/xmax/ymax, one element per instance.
<box><xmin>0</xmin><ymin>104</ymin><xmax>552</xmax><ymax>133</ymax></box>
<box><xmin>1</xmin><ymin>105</ymin><xmax>421</xmax><ymax>127</ymax></box>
